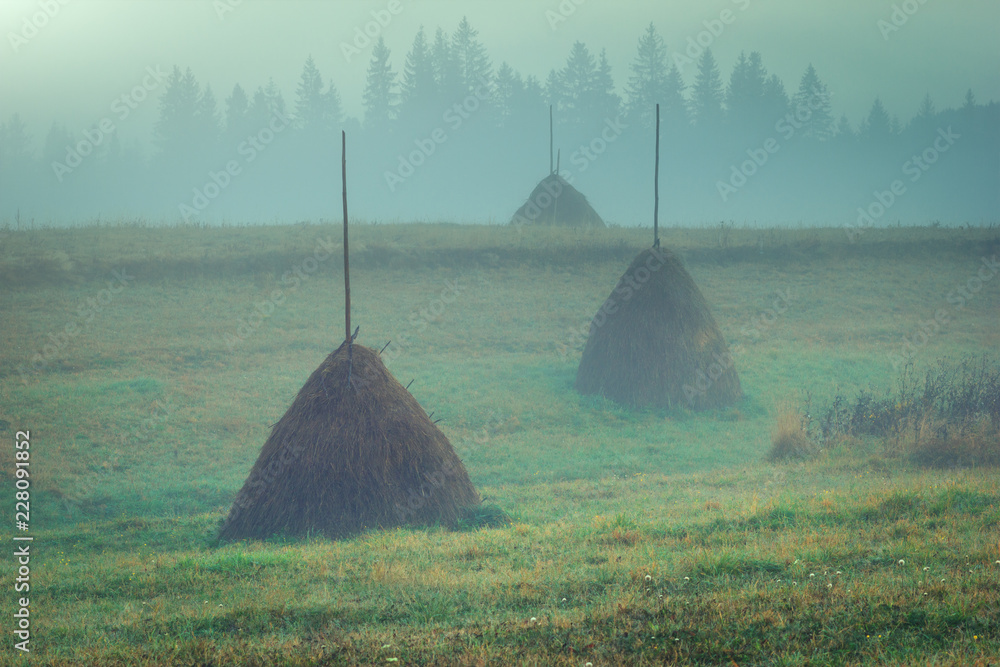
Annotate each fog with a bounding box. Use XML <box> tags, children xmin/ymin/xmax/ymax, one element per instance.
<box><xmin>1</xmin><ymin>0</ymin><xmax>998</xmax><ymax>226</ymax></box>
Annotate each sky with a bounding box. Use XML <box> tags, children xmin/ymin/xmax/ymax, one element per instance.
<box><xmin>2</xmin><ymin>0</ymin><xmax>999</xmax><ymax>153</ymax></box>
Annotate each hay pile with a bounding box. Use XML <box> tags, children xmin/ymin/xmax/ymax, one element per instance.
<box><xmin>510</xmin><ymin>173</ymin><xmax>605</xmax><ymax>227</ymax></box>
<box><xmin>218</xmin><ymin>342</ymin><xmax>480</xmax><ymax>541</ymax></box>
<box><xmin>575</xmin><ymin>246</ymin><xmax>742</xmax><ymax>411</ymax></box>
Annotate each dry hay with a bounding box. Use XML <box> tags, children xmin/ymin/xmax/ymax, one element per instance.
<box><xmin>218</xmin><ymin>342</ymin><xmax>480</xmax><ymax>541</ymax></box>
<box><xmin>575</xmin><ymin>246</ymin><xmax>742</xmax><ymax>411</ymax></box>
<box><xmin>510</xmin><ymin>173</ymin><xmax>605</xmax><ymax>227</ymax></box>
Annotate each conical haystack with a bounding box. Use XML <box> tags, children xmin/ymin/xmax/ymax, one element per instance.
<box><xmin>574</xmin><ymin>246</ymin><xmax>742</xmax><ymax>411</ymax></box>
<box><xmin>510</xmin><ymin>173</ymin><xmax>605</xmax><ymax>227</ymax></box>
<box><xmin>219</xmin><ymin>342</ymin><xmax>480</xmax><ymax>541</ymax></box>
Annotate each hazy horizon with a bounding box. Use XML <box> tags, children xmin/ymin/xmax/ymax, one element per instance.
<box><xmin>1</xmin><ymin>0</ymin><xmax>998</xmax><ymax>226</ymax></box>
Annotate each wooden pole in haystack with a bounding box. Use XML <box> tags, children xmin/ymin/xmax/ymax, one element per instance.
<box><xmin>342</xmin><ymin>131</ymin><xmax>351</xmax><ymax>345</ymax></box>
<box><xmin>653</xmin><ymin>103</ymin><xmax>660</xmax><ymax>248</ymax></box>
<box><xmin>549</xmin><ymin>105</ymin><xmax>554</xmax><ymax>174</ymax></box>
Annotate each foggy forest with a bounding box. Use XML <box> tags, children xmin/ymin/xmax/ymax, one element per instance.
<box><xmin>2</xmin><ymin>15</ymin><xmax>998</xmax><ymax>226</ymax></box>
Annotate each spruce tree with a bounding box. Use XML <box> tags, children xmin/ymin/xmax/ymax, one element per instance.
<box><xmin>625</xmin><ymin>23</ymin><xmax>668</xmax><ymax>129</ymax></box>
<box><xmin>400</xmin><ymin>26</ymin><xmax>437</xmax><ymax>119</ymax></box>
<box><xmin>793</xmin><ymin>64</ymin><xmax>833</xmax><ymax>140</ymax></box>
<box><xmin>451</xmin><ymin>17</ymin><xmax>492</xmax><ymax>96</ymax></box>
<box><xmin>293</xmin><ymin>55</ymin><xmax>326</xmax><ymax>132</ymax></box>
<box><xmin>362</xmin><ymin>36</ymin><xmax>398</xmax><ymax>128</ymax></box>
<box><xmin>689</xmin><ymin>49</ymin><xmax>724</xmax><ymax>128</ymax></box>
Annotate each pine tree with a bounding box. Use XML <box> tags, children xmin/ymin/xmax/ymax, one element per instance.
<box><xmin>689</xmin><ymin>49</ymin><xmax>724</xmax><ymax>128</ymax></box>
<box><xmin>661</xmin><ymin>63</ymin><xmax>688</xmax><ymax>130</ymax></box>
<box><xmin>591</xmin><ymin>49</ymin><xmax>621</xmax><ymax>121</ymax></box>
<box><xmin>860</xmin><ymin>97</ymin><xmax>893</xmax><ymax>141</ymax></box>
<box><xmin>834</xmin><ymin>114</ymin><xmax>855</xmax><ymax>143</ymax></box>
<box><xmin>558</xmin><ymin>41</ymin><xmax>597</xmax><ymax>129</ymax></box>
<box><xmin>293</xmin><ymin>55</ymin><xmax>326</xmax><ymax>131</ymax></box>
<box><xmin>451</xmin><ymin>17</ymin><xmax>491</xmax><ymax>96</ymax></box>
<box><xmin>431</xmin><ymin>27</ymin><xmax>462</xmax><ymax>102</ymax></box>
<box><xmin>323</xmin><ymin>83</ymin><xmax>343</xmax><ymax>128</ymax></box>
<box><xmin>726</xmin><ymin>51</ymin><xmax>768</xmax><ymax>130</ymax></box>
<box><xmin>42</xmin><ymin>122</ymin><xmax>73</xmax><ymax>174</ymax></box>
<box><xmin>962</xmin><ymin>89</ymin><xmax>976</xmax><ymax>113</ymax></box>
<box><xmin>761</xmin><ymin>73</ymin><xmax>789</xmax><ymax>122</ymax></box>
<box><xmin>194</xmin><ymin>84</ymin><xmax>222</xmax><ymax>145</ymax></box>
<box><xmin>916</xmin><ymin>93</ymin><xmax>936</xmax><ymax>120</ymax></box>
<box><xmin>793</xmin><ymin>64</ymin><xmax>833</xmax><ymax>140</ymax></box>
<box><xmin>155</xmin><ymin>66</ymin><xmax>201</xmax><ymax>156</ymax></box>
<box><xmin>908</xmin><ymin>93</ymin><xmax>936</xmax><ymax>135</ymax></box>
<box><xmin>492</xmin><ymin>62</ymin><xmax>522</xmax><ymax>128</ymax></box>
<box><xmin>362</xmin><ymin>36</ymin><xmax>397</xmax><ymax>128</ymax></box>
<box><xmin>224</xmin><ymin>84</ymin><xmax>249</xmax><ymax>137</ymax></box>
<box><xmin>625</xmin><ymin>23</ymin><xmax>669</xmax><ymax>129</ymax></box>
<box><xmin>516</xmin><ymin>75</ymin><xmax>545</xmax><ymax>120</ymax></box>
<box><xmin>0</xmin><ymin>114</ymin><xmax>35</xmax><ymax>198</ymax></box>
<box><xmin>400</xmin><ymin>26</ymin><xmax>437</xmax><ymax>119</ymax></box>
<box><xmin>0</xmin><ymin>114</ymin><xmax>33</xmax><ymax>164</ymax></box>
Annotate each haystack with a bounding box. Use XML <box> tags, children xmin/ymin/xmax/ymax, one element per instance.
<box><xmin>574</xmin><ymin>104</ymin><xmax>740</xmax><ymax>411</ymax></box>
<box><xmin>218</xmin><ymin>341</ymin><xmax>480</xmax><ymax>541</ymax></box>
<box><xmin>574</xmin><ymin>246</ymin><xmax>742</xmax><ymax>410</ymax></box>
<box><xmin>510</xmin><ymin>173</ymin><xmax>605</xmax><ymax>227</ymax></box>
<box><xmin>219</xmin><ymin>130</ymin><xmax>480</xmax><ymax>541</ymax></box>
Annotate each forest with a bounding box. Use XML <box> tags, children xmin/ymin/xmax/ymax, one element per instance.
<box><xmin>1</xmin><ymin>19</ymin><xmax>997</xmax><ymax>225</ymax></box>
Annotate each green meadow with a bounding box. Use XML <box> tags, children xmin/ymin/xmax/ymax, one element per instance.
<box><xmin>1</xmin><ymin>222</ymin><xmax>998</xmax><ymax>666</ymax></box>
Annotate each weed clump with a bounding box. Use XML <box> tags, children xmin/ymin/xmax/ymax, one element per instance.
<box><xmin>808</xmin><ymin>356</ymin><xmax>999</xmax><ymax>467</ymax></box>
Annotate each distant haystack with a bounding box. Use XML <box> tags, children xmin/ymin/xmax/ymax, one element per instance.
<box><xmin>574</xmin><ymin>246</ymin><xmax>742</xmax><ymax>410</ymax></box>
<box><xmin>510</xmin><ymin>173</ymin><xmax>605</xmax><ymax>228</ymax></box>
<box><xmin>218</xmin><ymin>342</ymin><xmax>481</xmax><ymax>541</ymax></box>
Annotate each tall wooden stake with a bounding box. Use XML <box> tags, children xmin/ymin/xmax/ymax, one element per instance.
<box><xmin>342</xmin><ymin>131</ymin><xmax>351</xmax><ymax>345</ymax></box>
<box><xmin>653</xmin><ymin>103</ymin><xmax>660</xmax><ymax>248</ymax></box>
<box><xmin>549</xmin><ymin>105</ymin><xmax>554</xmax><ymax>174</ymax></box>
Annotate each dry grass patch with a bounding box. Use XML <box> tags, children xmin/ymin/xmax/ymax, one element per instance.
<box><xmin>768</xmin><ymin>401</ymin><xmax>814</xmax><ymax>461</ymax></box>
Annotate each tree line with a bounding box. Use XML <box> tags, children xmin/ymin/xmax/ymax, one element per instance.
<box><xmin>1</xmin><ymin>20</ymin><xmax>996</xmax><ymax>225</ymax></box>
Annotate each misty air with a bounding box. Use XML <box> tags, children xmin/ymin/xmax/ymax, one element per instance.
<box><xmin>1</xmin><ymin>1</ymin><xmax>998</xmax><ymax>664</ymax></box>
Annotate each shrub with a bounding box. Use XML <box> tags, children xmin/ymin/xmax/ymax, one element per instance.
<box><xmin>808</xmin><ymin>356</ymin><xmax>999</xmax><ymax>467</ymax></box>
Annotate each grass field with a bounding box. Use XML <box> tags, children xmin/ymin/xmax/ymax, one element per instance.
<box><xmin>1</xmin><ymin>222</ymin><xmax>999</xmax><ymax>666</ymax></box>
